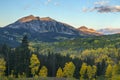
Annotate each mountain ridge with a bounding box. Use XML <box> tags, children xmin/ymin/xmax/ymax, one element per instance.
<box><xmin>1</xmin><ymin>15</ymin><xmax>119</xmax><ymax>47</ymax></box>
<box><xmin>78</xmin><ymin>26</ymin><xmax>102</xmax><ymax>36</ymax></box>
<box><xmin>0</xmin><ymin>15</ymin><xmax>84</xmax><ymax>47</ymax></box>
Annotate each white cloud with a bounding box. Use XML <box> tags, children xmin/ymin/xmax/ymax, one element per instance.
<box><xmin>94</xmin><ymin>1</ymin><xmax>109</xmax><ymax>5</ymax></box>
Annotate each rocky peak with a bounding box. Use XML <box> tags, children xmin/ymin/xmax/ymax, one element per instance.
<box><xmin>78</xmin><ymin>26</ymin><xmax>88</xmax><ymax>30</ymax></box>
<box><xmin>18</xmin><ymin>15</ymin><xmax>55</xmax><ymax>22</ymax></box>
<box><xmin>18</xmin><ymin>15</ymin><xmax>39</xmax><ymax>22</ymax></box>
<box><xmin>78</xmin><ymin>26</ymin><xmax>102</xmax><ymax>36</ymax></box>
<box><xmin>40</xmin><ymin>17</ymin><xmax>55</xmax><ymax>21</ymax></box>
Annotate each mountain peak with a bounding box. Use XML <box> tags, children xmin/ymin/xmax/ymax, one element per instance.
<box><xmin>78</xmin><ymin>26</ymin><xmax>102</xmax><ymax>36</ymax></box>
<box><xmin>40</xmin><ymin>17</ymin><xmax>54</xmax><ymax>21</ymax></box>
<box><xmin>78</xmin><ymin>26</ymin><xmax>88</xmax><ymax>30</ymax></box>
<box><xmin>18</xmin><ymin>15</ymin><xmax>39</xmax><ymax>22</ymax></box>
<box><xmin>18</xmin><ymin>15</ymin><xmax>55</xmax><ymax>22</ymax></box>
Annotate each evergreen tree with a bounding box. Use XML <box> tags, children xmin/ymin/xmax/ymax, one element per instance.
<box><xmin>14</xmin><ymin>35</ymin><xmax>31</xmax><ymax>76</ymax></box>
<box><xmin>1</xmin><ymin>44</ymin><xmax>11</xmax><ymax>75</ymax></box>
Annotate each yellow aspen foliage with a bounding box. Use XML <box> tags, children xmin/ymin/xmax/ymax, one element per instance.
<box><xmin>87</xmin><ymin>65</ymin><xmax>93</xmax><ymax>79</ymax></box>
<box><xmin>92</xmin><ymin>65</ymin><xmax>97</xmax><ymax>78</ymax></box>
<box><xmin>39</xmin><ymin>66</ymin><xmax>48</xmax><ymax>77</ymax></box>
<box><xmin>63</xmin><ymin>62</ymin><xmax>75</xmax><ymax>78</ymax></box>
<box><xmin>0</xmin><ymin>58</ymin><xmax>6</xmax><ymax>76</ymax></box>
<box><xmin>56</xmin><ymin>67</ymin><xmax>63</xmax><ymax>78</ymax></box>
<box><xmin>105</xmin><ymin>64</ymin><xmax>113</xmax><ymax>78</ymax></box>
<box><xmin>80</xmin><ymin>63</ymin><xmax>87</xmax><ymax>79</ymax></box>
<box><xmin>29</xmin><ymin>54</ymin><xmax>40</xmax><ymax>76</ymax></box>
<box><xmin>112</xmin><ymin>63</ymin><xmax>120</xmax><ymax>76</ymax></box>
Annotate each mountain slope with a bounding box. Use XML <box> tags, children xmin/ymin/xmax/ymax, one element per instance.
<box><xmin>0</xmin><ymin>15</ymin><xmax>85</xmax><ymax>47</ymax></box>
<box><xmin>78</xmin><ymin>26</ymin><xmax>102</xmax><ymax>36</ymax></box>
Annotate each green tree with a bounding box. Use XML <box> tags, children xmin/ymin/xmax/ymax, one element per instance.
<box><xmin>39</xmin><ymin>66</ymin><xmax>48</xmax><ymax>77</ymax></box>
<box><xmin>1</xmin><ymin>44</ymin><xmax>11</xmax><ymax>75</ymax></box>
<box><xmin>63</xmin><ymin>62</ymin><xmax>75</xmax><ymax>78</ymax></box>
<box><xmin>14</xmin><ymin>35</ymin><xmax>31</xmax><ymax>76</ymax></box>
<box><xmin>29</xmin><ymin>54</ymin><xmax>40</xmax><ymax>77</ymax></box>
<box><xmin>80</xmin><ymin>63</ymin><xmax>87</xmax><ymax>80</ymax></box>
<box><xmin>0</xmin><ymin>58</ymin><xmax>6</xmax><ymax>76</ymax></box>
<box><xmin>105</xmin><ymin>64</ymin><xmax>113</xmax><ymax>78</ymax></box>
<box><xmin>56</xmin><ymin>67</ymin><xmax>63</xmax><ymax>78</ymax></box>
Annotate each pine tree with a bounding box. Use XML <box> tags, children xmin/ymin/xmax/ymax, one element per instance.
<box><xmin>14</xmin><ymin>35</ymin><xmax>31</xmax><ymax>76</ymax></box>
<box><xmin>29</xmin><ymin>54</ymin><xmax>40</xmax><ymax>77</ymax></box>
<box><xmin>1</xmin><ymin>44</ymin><xmax>11</xmax><ymax>75</ymax></box>
<box><xmin>63</xmin><ymin>62</ymin><xmax>75</xmax><ymax>78</ymax></box>
<box><xmin>56</xmin><ymin>67</ymin><xmax>63</xmax><ymax>78</ymax></box>
<box><xmin>0</xmin><ymin>58</ymin><xmax>6</xmax><ymax>76</ymax></box>
<box><xmin>39</xmin><ymin>66</ymin><xmax>48</xmax><ymax>77</ymax></box>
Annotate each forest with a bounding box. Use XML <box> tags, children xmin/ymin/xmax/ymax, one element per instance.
<box><xmin>0</xmin><ymin>34</ymin><xmax>120</xmax><ymax>80</ymax></box>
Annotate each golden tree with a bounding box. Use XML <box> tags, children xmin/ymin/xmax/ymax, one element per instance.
<box><xmin>80</xmin><ymin>63</ymin><xmax>87</xmax><ymax>79</ymax></box>
<box><xmin>0</xmin><ymin>58</ymin><xmax>6</xmax><ymax>76</ymax></box>
<box><xmin>63</xmin><ymin>62</ymin><xmax>75</xmax><ymax>78</ymax></box>
<box><xmin>39</xmin><ymin>66</ymin><xmax>48</xmax><ymax>77</ymax></box>
<box><xmin>56</xmin><ymin>67</ymin><xmax>63</xmax><ymax>78</ymax></box>
<box><xmin>29</xmin><ymin>54</ymin><xmax>40</xmax><ymax>77</ymax></box>
<box><xmin>87</xmin><ymin>65</ymin><xmax>93</xmax><ymax>80</ymax></box>
<box><xmin>105</xmin><ymin>64</ymin><xmax>113</xmax><ymax>78</ymax></box>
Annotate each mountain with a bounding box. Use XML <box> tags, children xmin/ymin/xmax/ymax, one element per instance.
<box><xmin>97</xmin><ymin>28</ymin><xmax>120</xmax><ymax>35</ymax></box>
<box><xmin>0</xmin><ymin>15</ymin><xmax>85</xmax><ymax>47</ymax></box>
<box><xmin>78</xmin><ymin>26</ymin><xmax>102</xmax><ymax>36</ymax></box>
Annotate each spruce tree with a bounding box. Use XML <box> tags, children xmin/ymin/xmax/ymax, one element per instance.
<box><xmin>14</xmin><ymin>35</ymin><xmax>31</xmax><ymax>77</ymax></box>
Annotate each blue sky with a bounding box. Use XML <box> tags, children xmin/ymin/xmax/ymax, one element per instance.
<box><xmin>0</xmin><ymin>0</ymin><xmax>120</xmax><ymax>29</ymax></box>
